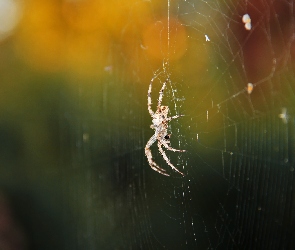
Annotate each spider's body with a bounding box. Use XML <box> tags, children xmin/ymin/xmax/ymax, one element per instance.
<box><xmin>145</xmin><ymin>76</ymin><xmax>185</xmax><ymax>176</ymax></box>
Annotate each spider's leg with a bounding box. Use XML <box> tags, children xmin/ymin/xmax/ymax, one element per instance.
<box><xmin>162</xmin><ymin>140</ymin><xmax>186</xmax><ymax>152</ymax></box>
<box><xmin>145</xmin><ymin>148</ymin><xmax>169</xmax><ymax>176</ymax></box>
<box><xmin>150</xmin><ymin>161</ymin><xmax>170</xmax><ymax>176</ymax></box>
<box><xmin>145</xmin><ymin>134</ymin><xmax>156</xmax><ymax>150</ymax></box>
<box><xmin>148</xmin><ymin>78</ymin><xmax>155</xmax><ymax>116</ymax></box>
<box><xmin>157</xmin><ymin>78</ymin><xmax>168</xmax><ymax>107</ymax></box>
<box><xmin>158</xmin><ymin>142</ymin><xmax>185</xmax><ymax>176</ymax></box>
<box><xmin>145</xmin><ymin>135</ymin><xmax>169</xmax><ymax>176</ymax></box>
<box><xmin>167</xmin><ymin>114</ymin><xmax>184</xmax><ymax>121</ymax></box>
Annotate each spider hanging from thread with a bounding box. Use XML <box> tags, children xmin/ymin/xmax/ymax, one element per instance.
<box><xmin>145</xmin><ymin>75</ymin><xmax>185</xmax><ymax>176</ymax></box>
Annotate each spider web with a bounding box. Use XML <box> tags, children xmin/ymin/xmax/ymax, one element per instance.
<box><xmin>57</xmin><ymin>0</ymin><xmax>295</xmax><ymax>249</ymax></box>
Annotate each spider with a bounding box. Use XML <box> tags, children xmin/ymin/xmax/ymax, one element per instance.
<box><xmin>145</xmin><ymin>75</ymin><xmax>185</xmax><ymax>176</ymax></box>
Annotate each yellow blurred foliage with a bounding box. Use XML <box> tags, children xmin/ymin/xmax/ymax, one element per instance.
<box><xmin>14</xmin><ymin>0</ymin><xmax>152</xmax><ymax>77</ymax></box>
<box><xmin>12</xmin><ymin>0</ymin><xmax>208</xmax><ymax>88</ymax></box>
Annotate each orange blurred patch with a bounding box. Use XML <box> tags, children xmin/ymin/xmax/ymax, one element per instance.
<box><xmin>14</xmin><ymin>1</ymin><xmax>65</xmax><ymax>72</ymax></box>
<box><xmin>14</xmin><ymin>0</ymin><xmax>113</xmax><ymax>75</ymax></box>
<box><xmin>102</xmin><ymin>0</ymin><xmax>151</xmax><ymax>39</ymax></box>
<box><xmin>16</xmin><ymin>28</ymin><xmax>65</xmax><ymax>72</ymax></box>
<box><xmin>63</xmin><ymin>0</ymin><xmax>151</xmax><ymax>37</ymax></box>
<box><xmin>65</xmin><ymin>31</ymin><xmax>110</xmax><ymax>76</ymax></box>
<box><xmin>62</xmin><ymin>0</ymin><xmax>104</xmax><ymax>32</ymax></box>
<box><xmin>142</xmin><ymin>18</ymin><xmax>188</xmax><ymax>61</ymax></box>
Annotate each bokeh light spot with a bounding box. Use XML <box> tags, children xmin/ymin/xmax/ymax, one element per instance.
<box><xmin>143</xmin><ymin>18</ymin><xmax>187</xmax><ymax>61</ymax></box>
<box><xmin>0</xmin><ymin>0</ymin><xmax>22</xmax><ymax>41</ymax></box>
